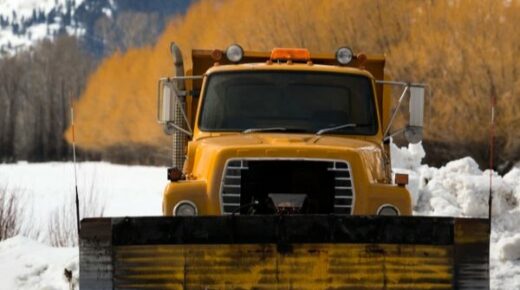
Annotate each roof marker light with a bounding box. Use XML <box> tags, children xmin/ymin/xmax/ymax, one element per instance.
<box><xmin>226</xmin><ymin>44</ymin><xmax>244</xmax><ymax>63</ymax></box>
<box><xmin>211</xmin><ymin>49</ymin><xmax>223</xmax><ymax>61</ymax></box>
<box><xmin>336</xmin><ymin>47</ymin><xmax>353</xmax><ymax>65</ymax></box>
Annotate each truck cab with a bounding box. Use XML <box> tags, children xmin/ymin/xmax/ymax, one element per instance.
<box><xmin>158</xmin><ymin>45</ymin><xmax>422</xmax><ymax>217</ymax></box>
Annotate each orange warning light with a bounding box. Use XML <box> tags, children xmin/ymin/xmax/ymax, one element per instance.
<box><xmin>211</xmin><ymin>49</ymin><xmax>223</xmax><ymax>61</ymax></box>
<box><xmin>395</xmin><ymin>173</ymin><xmax>409</xmax><ymax>186</ymax></box>
<box><xmin>270</xmin><ymin>48</ymin><xmax>311</xmax><ymax>62</ymax></box>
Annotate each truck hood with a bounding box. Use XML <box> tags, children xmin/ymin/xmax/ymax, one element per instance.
<box><xmin>195</xmin><ymin>133</ymin><xmax>379</xmax><ymax>149</ymax></box>
<box><xmin>186</xmin><ymin>133</ymin><xmax>387</xmax><ymax>182</ymax></box>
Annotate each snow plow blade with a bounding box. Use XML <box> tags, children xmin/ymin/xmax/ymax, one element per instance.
<box><xmin>79</xmin><ymin>215</ymin><xmax>489</xmax><ymax>290</ymax></box>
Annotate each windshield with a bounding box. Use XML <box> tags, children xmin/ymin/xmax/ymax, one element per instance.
<box><xmin>199</xmin><ymin>71</ymin><xmax>378</xmax><ymax>135</ymax></box>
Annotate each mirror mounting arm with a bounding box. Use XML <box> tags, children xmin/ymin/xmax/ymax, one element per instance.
<box><xmin>383</xmin><ymin>84</ymin><xmax>409</xmax><ymax>138</ymax></box>
<box><xmin>383</xmin><ymin>127</ymin><xmax>406</xmax><ymax>142</ymax></box>
<box><xmin>376</xmin><ymin>80</ymin><xmax>426</xmax><ymax>144</ymax></box>
<box><xmin>164</xmin><ymin>121</ymin><xmax>193</xmax><ymax>137</ymax></box>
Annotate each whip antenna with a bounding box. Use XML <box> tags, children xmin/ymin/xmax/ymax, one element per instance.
<box><xmin>70</xmin><ymin>101</ymin><xmax>81</xmax><ymax>237</ymax></box>
<box><xmin>488</xmin><ymin>92</ymin><xmax>496</xmax><ymax>231</ymax></box>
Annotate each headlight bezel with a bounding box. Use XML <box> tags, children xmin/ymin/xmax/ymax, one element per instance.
<box><xmin>173</xmin><ymin>200</ymin><xmax>198</xmax><ymax>216</ymax></box>
<box><xmin>377</xmin><ymin>204</ymin><xmax>400</xmax><ymax>216</ymax></box>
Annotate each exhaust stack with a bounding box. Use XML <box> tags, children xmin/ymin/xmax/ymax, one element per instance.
<box><xmin>170</xmin><ymin>43</ymin><xmax>186</xmax><ymax>170</ymax></box>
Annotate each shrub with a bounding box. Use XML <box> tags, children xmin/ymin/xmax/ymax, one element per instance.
<box><xmin>48</xmin><ymin>181</ymin><xmax>105</xmax><ymax>247</ymax></box>
<box><xmin>0</xmin><ymin>185</ymin><xmax>23</xmax><ymax>241</ymax></box>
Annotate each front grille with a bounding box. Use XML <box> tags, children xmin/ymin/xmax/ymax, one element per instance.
<box><xmin>219</xmin><ymin>159</ymin><xmax>355</xmax><ymax>215</ymax></box>
<box><xmin>328</xmin><ymin>161</ymin><xmax>355</xmax><ymax>214</ymax></box>
<box><xmin>220</xmin><ymin>160</ymin><xmax>248</xmax><ymax>214</ymax></box>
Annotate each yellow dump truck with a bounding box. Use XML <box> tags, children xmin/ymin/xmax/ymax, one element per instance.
<box><xmin>80</xmin><ymin>44</ymin><xmax>490</xmax><ymax>289</ymax></box>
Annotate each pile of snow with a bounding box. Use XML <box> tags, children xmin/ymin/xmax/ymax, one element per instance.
<box><xmin>0</xmin><ymin>144</ymin><xmax>519</xmax><ymax>289</ymax></box>
<box><xmin>392</xmin><ymin>142</ymin><xmax>520</xmax><ymax>289</ymax></box>
<box><xmin>392</xmin><ymin>143</ymin><xmax>517</xmax><ymax>218</ymax></box>
<box><xmin>498</xmin><ymin>234</ymin><xmax>520</xmax><ymax>261</ymax></box>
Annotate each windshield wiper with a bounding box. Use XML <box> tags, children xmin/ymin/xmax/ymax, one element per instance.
<box><xmin>242</xmin><ymin>127</ymin><xmax>287</xmax><ymax>133</ymax></box>
<box><xmin>242</xmin><ymin>127</ymin><xmax>314</xmax><ymax>134</ymax></box>
<box><xmin>315</xmin><ymin>123</ymin><xmax>357</xmax><ymax>135</ymax></box>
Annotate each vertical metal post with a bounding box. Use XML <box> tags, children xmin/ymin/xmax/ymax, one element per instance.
<box><xmin>488</xmin><ymin>92</ymin><xmax>496</xmax><ymax>230</ymax></box>
<box><xmin>70</xmin><ymin>103</ymin><xmax>81</xmax><ymax>237</ymax></box>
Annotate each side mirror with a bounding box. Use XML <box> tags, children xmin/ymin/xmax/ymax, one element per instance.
<box><xmin>157</xmin><ymin>79</ymin><xmax>179</xmax><ymax>124</ymax></box>
<box><xmin>405</xmin><ymin>85</ymin><xmax>425</xmax><ymax>143</ymax></box>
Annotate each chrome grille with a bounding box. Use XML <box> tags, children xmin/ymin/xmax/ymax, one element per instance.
<box><xmin>220</xmin><ymin>160</ymin><xmax>248</xmax><ymax>214</ymax></box>
<box><xmin>328</xmin><ymin>161</ymin><xmax>355</xmax><ymax>214</ymax></box>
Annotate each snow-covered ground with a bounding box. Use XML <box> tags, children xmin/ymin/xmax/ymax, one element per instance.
<box><xmin>0</xmin><ymin>162</ymin><xmax>165</xmax><ymax>290</ymax></box>
<box><xmin>0</xmin><ymin>236</ymin><xmax>78</xmax><ymax>290</ymax></box>
<box><xmin>0</xmin><ymin>162</ymin><xmax>165</xmax><ymax>241</ymax></box>
<box><xmin>0</xmin><ymin>0</ymin><xmax>83</xmax><ymax>17</ymax></box>
<box><xmin>0</xmin><ymin>144</ymin><xmax>519</xmax><ymax>289</ymax></box>
<box><xmin>0</xmin><ymin>0</ymin><xmax>86</xmax><ymax>55</ymax></box>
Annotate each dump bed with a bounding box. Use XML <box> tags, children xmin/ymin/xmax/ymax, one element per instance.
<box><xmin>80</xmin><ymin>215</ymin><xmax>489</xmax><ymax>290</ymax></box>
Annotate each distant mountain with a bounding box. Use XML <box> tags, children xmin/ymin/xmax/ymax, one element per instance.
<box><xmin>0</xmin><ymin>0</ymin><xmax>194</xmax><ymax>57</ymax></box>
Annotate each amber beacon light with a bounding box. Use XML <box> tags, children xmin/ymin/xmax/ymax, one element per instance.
<box><xmin>270</xmin><ymin>48</ymin><xmax>311</xmax><ymax>62</ymax></box>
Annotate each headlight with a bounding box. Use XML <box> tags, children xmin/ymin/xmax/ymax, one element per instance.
<box><xmin>377</xmin><ymin>204</ymin><xmax>399</xmax><ymax>216</ymax></box>
<box><xmin>173</xmin><ymin>200</ymin><xmax>198</xmax><ymax>216</ymax></box>
<box><xmin>226</xmin><ymin>44</ymin><xmax>244</xmax><ymax>63</ymax></box>
<box><xmin>335</xmin><ymin>47</ymin><xmax>353</xmax><ymax>65</ymax></box>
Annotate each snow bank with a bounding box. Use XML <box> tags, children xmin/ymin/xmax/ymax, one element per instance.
<box><xmin>0</xmin><ymin>236</ymin><xmax>77</xmax><ymax>290</ymax></box>
<box><xmin>390</xmin><ymin>141</ymin><xmax>425</xmax><ymax>170</ymax></box>
<box><xmin>390</xmin><ymin>142</ymin><xmax>426</xmax><ymax>206</ymax></box>
<box><xmin>392</xmin><ymin>143</ymin><xmax>516</xmax><ymax>218</ymax></box>
<box><xmin>498</xmin><ymin>233</ymin><xmax>520</xmax><ymax>261</ymax></box>
<box><xmin>391</xmin><ymin>142</ymin><xmax>520</xmax><ymax>289</ymax></box>
<box><xmin>504</xmin><ymin>167</ymin><xmax>520</xmax><ymax>201</ymax></box>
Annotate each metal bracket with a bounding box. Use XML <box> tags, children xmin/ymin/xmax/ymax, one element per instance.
<box><xmin>375</xmin><ymin>80</ymin><xmax>426</xmax><ymax>142</ymax></box>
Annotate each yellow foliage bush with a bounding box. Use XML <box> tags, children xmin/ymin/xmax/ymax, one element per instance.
<box><xmin>67</xmin><ymin>0</ymin><xmax>520</xmax><ymax>163</ymax></box>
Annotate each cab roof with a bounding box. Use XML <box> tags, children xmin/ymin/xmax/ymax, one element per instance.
<box><xmin>190</xmin><ymin>49</ymin><xmax>386</xmax><ymax>98</ymax></box>
<box><xmin>204</xmin><ymin>62</ymin><xmax>376</xmax><ymax>80</ymax></box>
